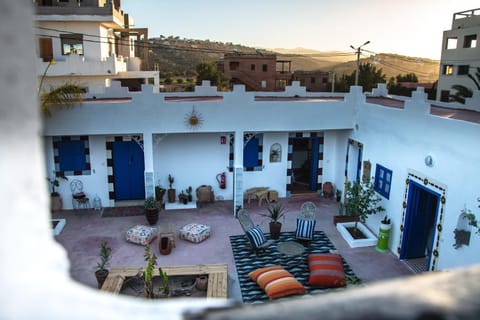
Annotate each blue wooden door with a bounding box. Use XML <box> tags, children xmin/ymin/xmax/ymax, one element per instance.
<box><xmin>113</xmin><ymin>141</ymin><xmax>145</xmax><ymax>200</ymax></box>
<box><xmin>400</xmin><ymin>181</ymin><xmax>439</xmax><ymax>260</ymax></box>
<box><xmin>309</xmin><ymin>136</ymin><xmax>319</xmax><ymax>191</ymax></box>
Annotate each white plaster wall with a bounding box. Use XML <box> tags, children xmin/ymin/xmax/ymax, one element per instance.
<box><xmin>153</xmin><ymin>133</ymin><xmax>232</xmax><ymax>200</ymax></box>
<box><xmin>323</xmin><ymin>130</ymin><xmax>351</xmax><ymax>199</ymax></box>
<box><xmin>352</xmin><ymin>92</ymin><xmax>480</xmax><ymax>270</ymax></box>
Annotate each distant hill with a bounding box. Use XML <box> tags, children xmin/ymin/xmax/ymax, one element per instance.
<box><xmin>147</xmin><ymin>36</ymin><xmax>439</xmax><ymax>83</ymax></box>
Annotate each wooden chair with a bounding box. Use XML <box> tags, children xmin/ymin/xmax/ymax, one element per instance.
<box><xmin>237</xmin><ymin>209</ymin><xmax>274</xmax><ymax>254</ymax></box>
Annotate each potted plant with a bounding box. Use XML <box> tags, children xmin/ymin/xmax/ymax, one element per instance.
<box><xmin>376</xmin><ymin>215</ymin><xmax>392</xmax><ymax>253</ymax></box>
<box><xmin>343</xmin><ymin>179</ymin><xmax>385</xmax><ymax>237</ymax></box>
<box><xmin>335</xmin><ymin>189</ymin><xmax>342</xmax><ymax>202</ymax></box>
<box><xmin>144</xmin><ymin>196</ymin><xmax>159</xmax><ymax>225</ymax></box>
<box><xmin>47</xmin><ymin>173</ymin><xmax>68</xmax><ymax>211</ymax></box>
<box><xmin>186</xmin><ymin>186</ymin><xmax>193</xmax><ymax>202</ymax></box>
<box><xmin>167</xmin><ymin>174</ymin><xmax>176</xmax><ymax>203</ymax></box>
<box><xmin>178</xmin><ymin>190</ymin><xmax>188</xmax><ymax>204</ymax></box>
<box><xmin>95</xmin><ymin>241</ymin><xmax>112</xmax><ymax>289</ymax></box>
<box><xmin>155</xmin><ymin>185</ymin><xmax>166</xmax><ymax>205</ymax></box>
<box><xmin>261</xmin><ymin>203</ymin><xmax>286</xmax><ymax>240</ymax></box>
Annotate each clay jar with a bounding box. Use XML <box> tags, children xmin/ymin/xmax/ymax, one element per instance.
<box><xmin>195</xmin><ymin>275</ymin><xmax>208</xmax><ymax>291</ymax></box>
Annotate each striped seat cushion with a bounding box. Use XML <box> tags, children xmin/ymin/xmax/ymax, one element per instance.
<box><xmin>308</xmin><ymin>253</ymin><xmax>346</xmax><ymax>288</ymax></box>
<box><xmin>246</xmin><ymin>225</ymin><xmax>267</xmax><ymax>249</ymax></box>
<box><xmin>249</xmin><ymin>265</ymin><xmax>306</xmax><ymax>300</ymax></box>
<box><xmin>295</xmin><ymin>218</ymin><xmax>316</xmax><ymax>240</ymax></box>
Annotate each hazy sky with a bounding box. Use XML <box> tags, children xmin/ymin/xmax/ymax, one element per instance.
<box><xmin>121</xmin><ymin>0</ymin><xmax>479</xmax><ymax>60</ymax></box>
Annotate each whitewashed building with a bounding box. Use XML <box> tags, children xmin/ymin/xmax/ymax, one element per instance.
<box><xmin>42</xmin><ymin>79</ymin><xmax>480</xmax><ymax>273</ymax></box>
<box><xmin>437</xmin><ymin>8</ymin><xmax>480</xmax><ymax>102</ymax></box>
<box><xmin>34</xmin><ymin>0</ymin><xmax>159</xmax><ymax>93</ymax></box>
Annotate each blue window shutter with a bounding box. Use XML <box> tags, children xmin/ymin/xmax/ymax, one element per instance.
<box><xmin>58</xmin><ymin>140</ymin><xmax>86</xmax><ymax>171</ymax></box>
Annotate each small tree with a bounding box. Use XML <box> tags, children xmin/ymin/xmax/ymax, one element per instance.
<box><xmin>40</xmin><ymin>83</ymin><xmax>84</xmax><ymax>116</ymax></box>
<box><xmin>344</xmin><ymin>179</ymin><xmax>385</xmax><ymax>231</ymax></box>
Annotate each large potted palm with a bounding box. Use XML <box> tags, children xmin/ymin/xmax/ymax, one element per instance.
<box><xmin>261</xmin><ymin>203</ymin><xmax>286</xmax><ymax>240</ymax></box>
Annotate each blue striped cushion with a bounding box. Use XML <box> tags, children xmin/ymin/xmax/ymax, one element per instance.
<box><xmin>246</xmin><ymin>226</ymin><xmax>267</xmax><ymax>249</ymax></box>
<box><xmin>296</xmin><ymin>219</ymin><xmax>316</xmax><ymax>240</ymax></box>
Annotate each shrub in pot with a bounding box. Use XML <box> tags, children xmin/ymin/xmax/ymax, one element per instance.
<box><xmin>343</xmin><ymin>179</ymin><xmax>385</xmax><ymax>236</ymax></box>
<box><xmin>261</xmin><ymin>203</ymin><xmax>286</xmax><ymax>240</ymax></box>
<box><xmin>95</xmin><ymin>241</ymin><xmax>112</xmax><ymax>289</ymax></box>
<box><xmin>144</xmin><ymin>196</ymin><xmax>160</xmax><ymax>225</ymax></box>
<box><xmin>167</xmin><ymin>174</ymin><xmax>176</xmax><ymax>203</ymax></box>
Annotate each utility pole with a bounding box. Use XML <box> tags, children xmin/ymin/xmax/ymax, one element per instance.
<box><xmin>350</xmin><ymin>41</ymin><xmax>370</xmax><ymax>86</ymax></box>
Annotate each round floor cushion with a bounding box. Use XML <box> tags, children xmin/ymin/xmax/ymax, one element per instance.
<box><xmin>179</xmin><ymin>223</ymin><xmax>211</xmax><ymax>243</ymax></box>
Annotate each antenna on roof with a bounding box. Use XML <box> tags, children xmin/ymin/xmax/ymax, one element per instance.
<box><xmin>256</xmin><ymin>48</ymin><xmax>263</xmax><ymax>56</ymax></box>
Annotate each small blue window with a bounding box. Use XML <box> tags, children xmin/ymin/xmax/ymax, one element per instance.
<box><xmin>53</xmin><ymin>136</ymin><xmax>91</xmax><ymax>176</ymax></box>
<box><xmin>58</xmin><ymin>140</ymin><xmax>86</xmax><ymax>171</ymax></box>
<box><xmin>374</xmin><ymin>164</ymin><xmax>392</xmax><ymax>199</ymax></box>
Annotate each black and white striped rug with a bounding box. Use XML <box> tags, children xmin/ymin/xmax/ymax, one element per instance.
<box><xmin>230</xmin><ymin>231</ymin><xmax>359</xmax><ymax>304</ymax></box>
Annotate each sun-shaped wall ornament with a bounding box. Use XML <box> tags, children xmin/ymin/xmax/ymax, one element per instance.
<box><xmin>184</xmin><ymin>105</ymin><xmax>204</xmax><ymax>130</ymax></box>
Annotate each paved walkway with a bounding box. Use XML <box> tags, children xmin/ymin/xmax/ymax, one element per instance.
<box><xmin>52</xmin><ymin>194</ymin><xmax>414</xmax><ymax>302</ymax></box>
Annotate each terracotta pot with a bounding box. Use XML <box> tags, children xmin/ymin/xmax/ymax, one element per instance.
<box><xmin>195</xmin><ymin>275</ymin><xmax>208</xmax><ymax>291</ymax></box>
<box><xmin>167</xmin><ymin>189</ymin><xmax>176</xmax><ymax>203</ymax></box>
<box><xmin>50</xmin><ymin>194</ymin><xmax>63</xmax><ymax>211</ymax></box>
<box><xmin>95</xmin><ymin>269</ymin><xmax>109</xmax><ymax>289</ymax></box>
<box><xmin>269</xmin><ymin>222</ymin><xmax>282</xmax><ymax>240</ymax></box>
<box><xmin>145</xmin><ymin>207</ymin><xmax>159</xmax><ymax>225</ymax></box>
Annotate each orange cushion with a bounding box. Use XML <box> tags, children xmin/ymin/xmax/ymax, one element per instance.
<box><xmin>249</xmin><ymin>265</ymin><xmax>306</xmax><ymax>300</ymax></box>
<box><xmin>308</xmin><ymin>253</ymin><xmax>346</xmax><ymax>288</ymax></box>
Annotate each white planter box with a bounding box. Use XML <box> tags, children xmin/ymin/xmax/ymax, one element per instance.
<box><xmin>336</xmin><ymin>222</ymin><xmax>377</xmax><ymax>248</ymax></box>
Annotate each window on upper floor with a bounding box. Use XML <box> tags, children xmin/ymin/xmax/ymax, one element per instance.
<box><xmin>229</xmin><ymin>61</ymin><xmax>239</xmax><ymax>71</ymax></box>
<box><xmin>458</xmin><ymin>65</ymin><xmax>470</xmax><ymax>75</ymax></box>
<box><xmin>251</xmin><ymin>64</ymin><xmax>255</xmax><ymax>71</ymax></box>
<box><xmin>322</xmin><ymin>77</ymin><xmax>328</xmax><ymax>84</ymax></box>
<box><xmin>446</xmin><ymin>37</ymin><xmax>458</xmax><ymax>50</ymax></box>
<box><xmin>463</xmin><ymin>34</ymin><xmax>477</xmax><ymax>48</ymax></box>
<box><xmin>443</xmin><ymin>65</ymin><xmax>454</xmax><ymax>75</ymax></box>
<box><xmin>374</xmin><ymin>164</ymin><xmax>392</xmax><ymax>199</ymax></box>
<box><xmin>61</xmin><ymin>33</ymin><xmax>84</xmax><ymax>55</ymax></box>
<box><xmin>310</xmin><ymin>77</ymin><xmax>316</xmax><ymax>84</ymax></box>
<box><xmin>262</xmin><ymin>64</ymin><xmax>268</xmax><ymax>72</ymax></box>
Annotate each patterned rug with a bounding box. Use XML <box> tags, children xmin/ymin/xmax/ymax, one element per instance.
<box><xmin>230</xmin><ymin>231</ymin><xmax>359</xmax><ymax>304</ymax></box>
<box><xmin>101</xmin><ymin>206</ymin><xmax>144</xmax><ymax>218</ymax></box>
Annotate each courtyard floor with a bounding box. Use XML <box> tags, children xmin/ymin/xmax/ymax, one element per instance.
<box><xmin>52</xmin><ymin>193</ymin><xmax>415</xmax><ymax>302</ymax></box>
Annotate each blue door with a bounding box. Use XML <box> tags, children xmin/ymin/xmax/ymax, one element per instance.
<box><xmin>309</xmin><ymin>136</ymin><xmax>319</xmax><ymax>191</ymax></box>
<box><xmin>112</xmin><ymin>141</ymin><xmax>145</xmax><ymax>200</ymax></box>
<box><xmin>400</xmin><ymin>181</ymin><xmax>439</xmax><ymax>260</ymax></box>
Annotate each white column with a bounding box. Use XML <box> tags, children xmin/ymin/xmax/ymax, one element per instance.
<box><xmin>143</xmin><ymin>132</ymin><xmax>155</xmax><ymax>198</ymax></box>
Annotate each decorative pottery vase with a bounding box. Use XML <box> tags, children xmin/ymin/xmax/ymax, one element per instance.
<box><xmin>195</xmin><ymin>275</ymin><xmax>208</xmax><ymax>291</ymax></box>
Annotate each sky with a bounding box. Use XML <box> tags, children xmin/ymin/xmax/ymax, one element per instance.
<box><xmin>121</xmin><ymin>0</ymin><xmax>479</xmax><ymax>60</ymax></box>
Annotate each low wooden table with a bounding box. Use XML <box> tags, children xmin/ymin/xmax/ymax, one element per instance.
<box><xmin>101</xmin><ymin>264</ymin><xmax>228</xmax><ymax>299</ymax></box>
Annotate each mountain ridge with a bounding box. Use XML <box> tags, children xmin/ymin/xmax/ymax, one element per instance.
<box><xmin>147</xmin><ymin>36</ymin><xmax>439</xmax><ymax>83</ymax></box>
